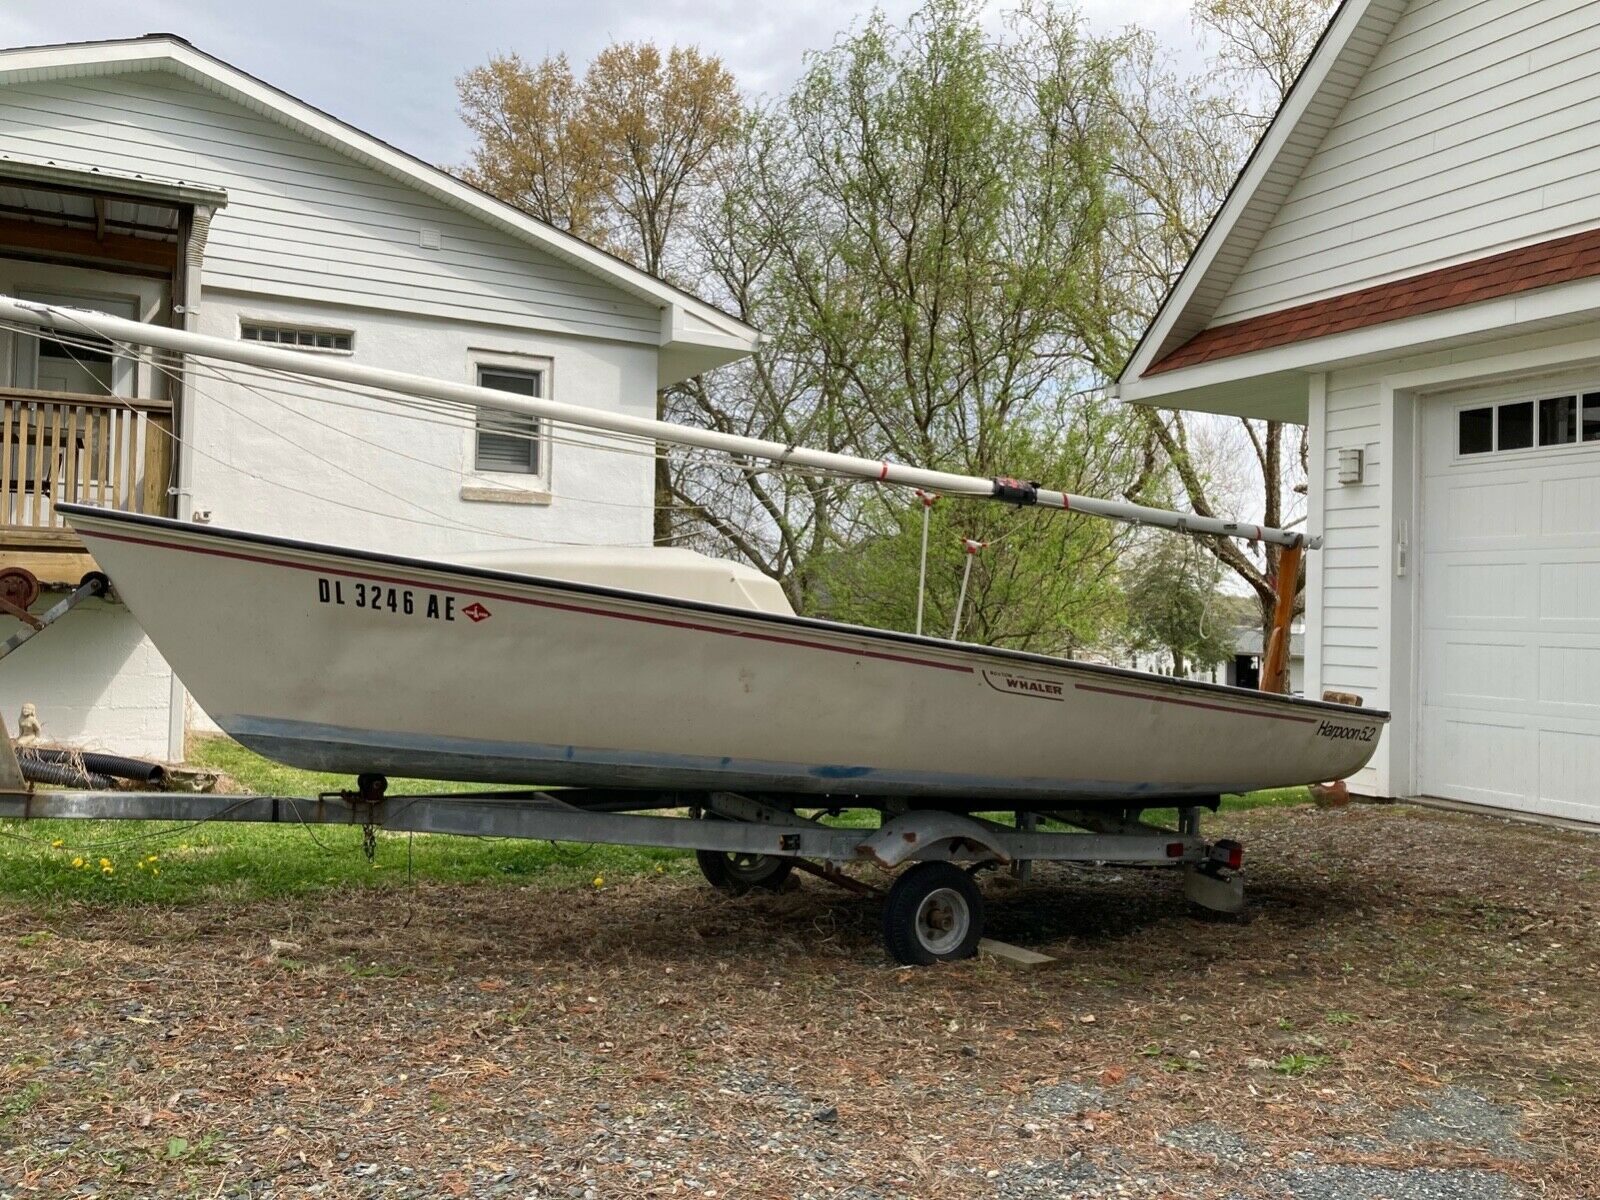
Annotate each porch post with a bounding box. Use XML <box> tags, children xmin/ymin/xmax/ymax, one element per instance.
<box><xmin>164</xmin><ymin>203</ymin><xmax>214</xmax><ymax>763</ymax></box>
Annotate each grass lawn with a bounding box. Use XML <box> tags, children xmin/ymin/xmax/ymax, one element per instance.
<box><xmin>0</xmin><ymin>735</ymin><xmax>1312</xmax><ymax>907</ymax></box>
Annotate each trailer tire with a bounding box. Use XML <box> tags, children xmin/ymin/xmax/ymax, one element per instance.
<box><xmin>695</xmin><ymin>849</ymin><xmax>794</xmax><ymax>895</ymax></box>
<box><xmin>883</xmin><ymin>861</ymin><xmax>984</xmax><ymax>965</ymax></box>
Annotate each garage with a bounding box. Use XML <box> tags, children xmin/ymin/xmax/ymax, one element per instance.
<box><xmin>1417</xmin><ymin>384</ymin><xmax>1600</xmax><ymax>821</ymax></box>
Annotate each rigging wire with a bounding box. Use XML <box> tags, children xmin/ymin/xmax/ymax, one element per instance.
<box><xmin>0</xmin><ymin>320</ymin><xmax>873</xmax><ymax>527</ymax></box>
<box><xmin>2</xmin><ymin>316</ymin><xmax>1058</xmax><ymax>586</ymax></box>
<box><xmin>14</xmin><ymin>325</ymin><xmax>689</xmax><ymax>548</ymax></box>
<box><xmin>0</xmin><ymin>319</ymin><xmax>867</xmax><ymax>483</ymax></box>
<box><xmin>182</xmin><ymin>354</ymin><xmax>869</xmax><ymax>510</ymax></box>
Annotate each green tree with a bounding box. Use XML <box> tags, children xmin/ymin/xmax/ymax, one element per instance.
<box><xmin>1122</xmin><ymin>537</ymin><xmax>1236</xmax><ymax>676</ymax></box>
<box><xmin>673</xmin><ymin>1</ymin><xmax>1146</xmax><ymax>651</ymax></box>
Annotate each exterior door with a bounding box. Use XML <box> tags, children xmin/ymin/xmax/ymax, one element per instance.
<box><xmin>11</xmin><ymin>290</ymin><xmax>138</xmax><ymax>396</ymax></box>
<box><xmin>1417</xmin><ymin>385</ymin><xmax>1600</xmax><ymax>822</ymax></box>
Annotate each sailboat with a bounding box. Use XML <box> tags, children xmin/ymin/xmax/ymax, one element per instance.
<box><xmin>0</xmin><ymin>294</ymin><xmax>1385</xmax><ymax>808</ymax></box>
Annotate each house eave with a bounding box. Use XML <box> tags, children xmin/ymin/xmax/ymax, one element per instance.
<box><xmin>1118</xmin><ymin>0</ymin><xmax>1405</xmax><ymax>384</ymax></box>
<box><xmin>0</xmin><ymin>150</ymin><xmax>228</xmax><ymax>208</ymax></box>
<box><xmin>1118</xmin><ymin>273</ymin><xmax>1600</xmax><ymax>420</ymax></box>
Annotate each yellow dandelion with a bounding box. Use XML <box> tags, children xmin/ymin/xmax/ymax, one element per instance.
<box><xmin>145</xmin><ymin>854</ymin><xmax>158</xmax><ymax>863</ymax></box>
<box><xmin>71</xmin><ymin>856</ymin><xmax>85</xmax><ymax>869</ymax></box>
<box><xmin>592</xmin><ymin>875</ymin><xmax>605</xmax><ymax>888</ymax></box>
<box><xmin>152</xmin><ymin>867</ymin><xmax>160</xmax><ymax>875</ymax></box>
<box><xmin>50</xmin><ymin>839</ymin><xmax>64</xmax><ymax>848</ymax></box>
<box><xmin>98</xmin><ymin>858</ymin><xmax>111</xmax><ymax>869</ymax></box>
<box><xmin>101</xmin><ymin>866</ymin><xmax>114</xmax><ymax>875</ymax></box>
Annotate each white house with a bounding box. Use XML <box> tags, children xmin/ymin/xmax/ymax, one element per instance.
<box><xmin>1117</xmin><ymin>0</ymin><xmax>1600</xmax><ymax>825</ymax></box>
<box><xmin>0</xmin><ymin>35</ymin><xmax>759</xmax><ymax>761</ymax></box>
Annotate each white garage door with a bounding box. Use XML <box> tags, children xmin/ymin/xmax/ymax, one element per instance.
<box><xmin>1419</xmin><ymin>386</ymin><xmax>1600</xmax><ymax>822</ymax></box>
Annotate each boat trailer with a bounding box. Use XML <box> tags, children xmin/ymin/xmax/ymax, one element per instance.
<box><xmin>0</xmin><ymin>775</ymin><xmax>1244</xmax><ymax>965</ymax></box>
<box><xmin>0</xmin><ymin>569</ymin><xmax>1245</xmax><ymax>965</ymax></box>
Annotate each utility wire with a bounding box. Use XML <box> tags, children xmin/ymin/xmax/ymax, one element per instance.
<box><xmin>0</xmin><ymin>321</ymin><xmax>869</xmax><ymax>537</ymax></box>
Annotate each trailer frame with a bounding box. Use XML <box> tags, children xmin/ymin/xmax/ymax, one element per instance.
<box><xmin>0</xmin><ymin>781</ymin><xmax>1245</xmax><ymax>963</ymax></box>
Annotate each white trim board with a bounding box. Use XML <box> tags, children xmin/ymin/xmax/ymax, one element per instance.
<box><xmin>1118</xmin><ymin>0</ymin><xmax>1405</xmax><ymax>380</ymax></box>
<box><xmin>1118</xmin><ymin>273</ymin><xmax>1600</xmax><ymax>420</ymax></box>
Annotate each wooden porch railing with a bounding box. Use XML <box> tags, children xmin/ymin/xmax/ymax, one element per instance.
<box><xmin>0</xmin><ymin>388</ymin><xmax>172</xmax><ymax>582</ymax></box>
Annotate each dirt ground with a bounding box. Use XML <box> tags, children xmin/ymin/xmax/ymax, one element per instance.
<box><xmin>1</xmin><ymin>801</ymin><xmax>1597</xmax><ymax>1199</ymax></box>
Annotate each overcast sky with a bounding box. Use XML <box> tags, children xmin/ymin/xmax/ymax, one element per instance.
<box><xmin>0</xmin><ymin>0</ymin><xmax>1197</xmax><ymax>169</ymax></box>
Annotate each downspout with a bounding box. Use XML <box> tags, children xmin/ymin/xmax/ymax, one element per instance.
<box><xmin>164</xmin><ymin>203</ymin><xmax>213</xmax><ymax>762</ymax></box>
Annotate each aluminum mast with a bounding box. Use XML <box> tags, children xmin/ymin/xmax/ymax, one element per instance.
<box><xmin>0</xmin><ymin>296</ymin><xmax>1313</xmax><ymax>549</ymax></box>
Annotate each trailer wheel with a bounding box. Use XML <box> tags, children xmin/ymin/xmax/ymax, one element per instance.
<box><xmin>695</xmin><ymin>849</ymin><xmax>795</xmax><ymax>895</ymax></box>
<box><xmin>883</xmin><ymin>861</ymin><xmax>984</xmax><ymax>965</ymax></box>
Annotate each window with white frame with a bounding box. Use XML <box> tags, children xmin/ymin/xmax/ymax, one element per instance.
<box><xmin>474</xmin><ymin>365</ymin><xmax>543</xmax><ymax>475</ymax></box>
<box><xmin>1459</xmin><ymin>391</ymin><xmax>1600</xmax><ymax>456</ymax></box>
<box><xmin>241</xmin><ymin>322</ymin><xmax>353</xmax><ymax>352</ymax></box>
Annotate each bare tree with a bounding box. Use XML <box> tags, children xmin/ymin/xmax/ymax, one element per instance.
<box><xmin>1104</xmin><ymin>0</ymin><xmax>1335</xmax><ymax>637</ymax></box>
<box><xmin>457</xmin><ymin>43</ymin><xmax>742</xmax><ymax>540</ymax></box>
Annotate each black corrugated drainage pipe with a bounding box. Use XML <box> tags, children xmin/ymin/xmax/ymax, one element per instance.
<box><xmin>17</xmin><ymin>748</ymin><xmax>166</xmax><ymax>786</ymax></box>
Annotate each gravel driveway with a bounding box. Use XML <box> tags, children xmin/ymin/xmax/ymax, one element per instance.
<box><xmin>1</xmin><ymin>802</ymin><xmax>1595</xmax><ymax>1197</ymax></box>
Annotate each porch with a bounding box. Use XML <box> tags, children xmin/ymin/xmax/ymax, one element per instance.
<box><xmin>0</xmin><ymin>157</ymin><xmax>227</xmax><ymax>587</ymax></box>
<box><xmin>0</xmin><ymin>387</ymin><xmax>172</xmax><ymax>585</ymax></box>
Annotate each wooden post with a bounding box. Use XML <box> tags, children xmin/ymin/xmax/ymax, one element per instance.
<box><xmin>1261</xmin><ymin>539</ymin><xmax>1303</xmax><ymax>695</ymax></box>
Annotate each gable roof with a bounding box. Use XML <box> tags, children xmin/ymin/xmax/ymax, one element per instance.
<box><xmin>1117</xmin><ymin>0</ymin><xmax>1407</xmax><ymax>384</ymax></box>
<box><xmin>0</xmin><ymin>34</ymin><xmax>760</xmax><ymax>387</ymax></box>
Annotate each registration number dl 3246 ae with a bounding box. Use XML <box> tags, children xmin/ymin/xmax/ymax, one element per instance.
<box><xmin>315</xmin><ymin>577</ymin><xmax>493</xmax><ymax>623</ymax></box>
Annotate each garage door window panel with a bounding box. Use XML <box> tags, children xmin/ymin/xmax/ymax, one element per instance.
<box><xmin>1459</xmin><ymin>406</ymin><xmax>1493</xmax><ymax>454</ymax></box>
<box><xmin>1584</xmin><ymin>393</ymin><xmax>1600</xmax><ymax>443</ymax></box>
<box><xmin>1539</xmin><ymin>396</ymin><xmax>1577</xmax><ymax>446</ymax></box>
<box><xmin>1499</xmin><ymin>401</ymin><xmax>1533</xmax><ymax>451</ymax></box>
<box><xmin>1457</xmin><ymin>395</ymin><xmax>1590</xmax><ymax>456</ymax></box>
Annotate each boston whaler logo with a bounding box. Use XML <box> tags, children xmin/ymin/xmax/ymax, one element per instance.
<box><xmin>462</xmin><ymin>602</ymin><xmax>492</xmax><ymax>623</ymax></box>
<box><xmin>982</xmin><ymin>669</ymin><xmax>1065</xmax><ymax>701</ymax></box>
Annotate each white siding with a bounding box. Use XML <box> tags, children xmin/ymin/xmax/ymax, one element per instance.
<box><xmin>1214</xmin><ymin>0</ymin><xmax>1600</xmax><ymax>324</ymax></box>
<box><xmin>0</xmin><ymin>72</ymin><xmax>661</xmax><ymax>344</ymax></box>
<box><xmin>0</xmin><ymin>601</ymin><xmax>172</xmax><ymax>760</ymax></box>
<box><xmin>190</xmin><ymin>295</ymin><xmax>657</xmax><ymax>555</ymax></box>
<box><xmin>1320</xmin><ymin>376</ymin><xmax>1385</xmax><ymax>689</ymax></box>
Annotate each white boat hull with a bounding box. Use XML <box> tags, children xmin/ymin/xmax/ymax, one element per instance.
<box><xmin>63</xmin><ymin>507</ymin><xmax>1387</xmax><ymax>806</ymax></box>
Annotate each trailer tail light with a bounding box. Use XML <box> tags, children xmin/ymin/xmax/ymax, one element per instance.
<box><xmin>1210</xmin><ymin>839</ymin><xmax>1244</xmax><ymax>870</ymax></box>
<box><xmin>1166</xmin><ymin>841</ymin><xmax>1185</xmax><ymax>858</ymax></box>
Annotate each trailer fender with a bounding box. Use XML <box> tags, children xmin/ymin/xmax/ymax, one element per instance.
<box><xmin>856</xmin><ymin>812</ymin><xmax>1011</xmax><ymax>869</ymax></box>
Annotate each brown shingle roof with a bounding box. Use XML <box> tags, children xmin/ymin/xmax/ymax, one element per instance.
<box><xmin>1146</xmin><ymin>225</ymin><xmax>1600</xmax><ymax>375</ymax></box>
